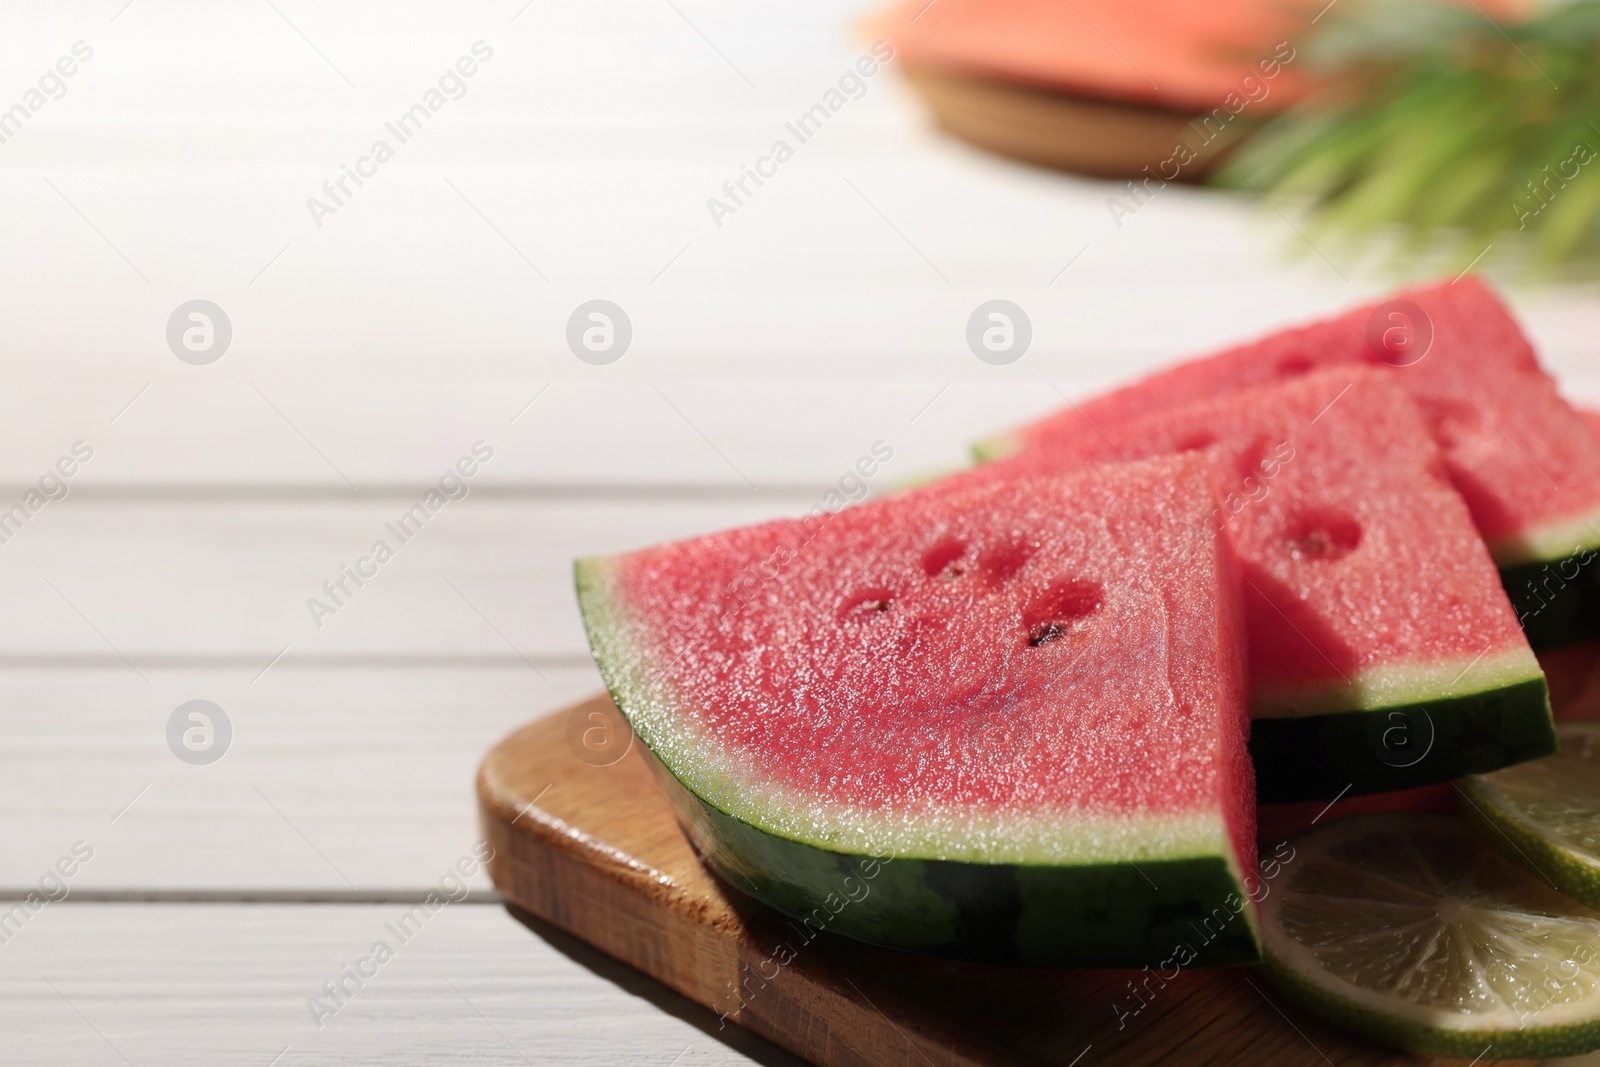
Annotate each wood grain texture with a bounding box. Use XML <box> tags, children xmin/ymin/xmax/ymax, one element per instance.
<box><xmin>0</xmin><ymin>495</ymin><xmax>815</xmax><ymax>660</ymax></box>
<box><xmin>0</xmin><ymin>666</ymin><xmax>596</xmax><ymax>893</ymax></box>
<box><xmin>0</xmin><ymin>901</ymin><xmax>805</xmax><ymax>1067</ymax></box>
<box><xmin>901</xmin><ymin>64</ymin><xmax>1245</xmax><ymax>180</ymax></box>
<box><xmin>479</xmin><ymin>695</ymin><xmax>1532</xmax><ymax>1067</ymax></box>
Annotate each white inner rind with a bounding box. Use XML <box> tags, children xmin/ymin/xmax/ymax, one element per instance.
<box><xmin>1489</xmin><ymin>504</ymin><xmax>1600</xmax><ymax>568</ymax></box>
<box><xmin>577</xmin><ymin>557</ymin><xmax>1248</xmax><ymax>876</ymax></box>
<box><xmin>1251</xmin><ymin>646</ymin><xmax>1545</xmax><ymax>719</ymax></box>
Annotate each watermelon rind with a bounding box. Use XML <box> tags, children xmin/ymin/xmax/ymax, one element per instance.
<box><xmin>885</xmin><ymin>461</ymin><xmax>973</xmax><ymax>495</ymax></box>
<box><xmin>1249</xmin><ymin>676</ymin><xmax>1554</xmax><ymax>804</ymax></box>
<box><xmin>575</xmin><ymin>556</ymin><xmax>1262</xmax><ymax>968</ymax></box>
<box><xmin>644</xmin><ymin>743</ymin><xmax>1259</xmax><ymax>967</ymax></box>
<box><xmin>1501</xmin><ymin>542</ymin><xmax>1600</xmax><ymax>651</ymax></box>
<box><xmin>1248</xmin><ymin>646</ymin><xmax>1555</xmax><ymax>801</ymax></box>
<box><xmin>1487</xmin><ymin>507</ymin><xmax>1600</xmax><ymax>571</ymax></box>
<box><xmin>1250</xmin><ymin>647</ymin><xmax>1543</xmax><ymax>719</ymax></box>
<box><xmin>970</xmin><ymin>434</ymin><xmax>1020</xmax><ymax>464</ymax></box>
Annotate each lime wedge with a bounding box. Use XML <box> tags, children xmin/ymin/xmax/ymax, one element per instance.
<box><xmin>1259</xmin><ymin>814</ymin><xmax>1600</xmax><ymax>1059</ymax></box>
<box><xmin>1461</xmin><ymin>723</ymin><xmax>1600</xmax><ymax>910</ymax></box>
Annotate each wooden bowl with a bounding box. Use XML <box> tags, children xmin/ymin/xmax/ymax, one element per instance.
<box><xmin>901</xmin><ymin>62</ymin><xmax>1255</xmax><ymax>181</ymax></box>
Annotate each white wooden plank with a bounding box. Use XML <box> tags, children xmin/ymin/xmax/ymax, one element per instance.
<box><xmin>0</xmin><ymin>3</ymin><xmax>1591</xmax><ymax>490</ymax></box>
<box><xmin>0</xmin><ymin>666</ymin><xmax>602</xmax><ymax>893</ymax></box>
<box><xmin>3</xmin><ymin>368</ymin><xmax>1594</xmax><ymax>494</ymax></box>
<box><xmin>0</xmin><ymin>902</ymin><xmax>795</xmax><ymax>1066</ymax></box>
<box><xmin>0</xmin><ymin>494</ymin><xmax>819</xmax><ymax>660</ymax></box>
<box><xmin>0</xmin><ymin>902</ymin><xmax>1591</xmax><ymax>1066</ymax></box>
<box><xmin>0</xmin><ymin>379</ymin><xmax>1043</xmax><ymax>493</ymax></box>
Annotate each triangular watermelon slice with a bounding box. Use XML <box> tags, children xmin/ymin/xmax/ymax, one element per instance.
<box><xmin>955</xmin><ymin>369</ymin><xmax>1554</xmax><ymax>802</ymax></box>
<box><xmin>978</xmin><ymin>278</ymin><xmax>1600</xmax><ymax>652</ymax></box>
<box><xmin>577</xmin><ymin>455</ymin><xmax>1262</xmax><ymax>967</ymax></box>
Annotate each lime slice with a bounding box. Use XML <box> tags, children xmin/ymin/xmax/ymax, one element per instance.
<box><xmin>1461</xmin><ymin>723</ymin><xmax>1600</xmax><ymax>910</ymax></box>
<box><xmin>1259</xmin><ymin>814</ymin><xmax>1600</xmax><ymax>1059</ymax></box>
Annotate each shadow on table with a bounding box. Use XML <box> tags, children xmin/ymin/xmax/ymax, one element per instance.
<box><xmin>505</xmin><ymin>903</ymin><xmax>810</xmax><ymax>1067</ymax></box>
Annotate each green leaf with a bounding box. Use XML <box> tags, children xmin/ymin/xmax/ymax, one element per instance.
<box><xmin>1211</xmin><ymin>0</ymin><xmax>1600</xmax><ymax>274</ymax></box>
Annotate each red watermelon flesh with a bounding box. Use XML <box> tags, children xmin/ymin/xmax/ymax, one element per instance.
<box><xmin>951</xmin><ymin>368</ymin><xmax>1553</xmax><ymax>800</ymax></box>
<box><xmin>577</xmin><ymin>455</ymin><xmax>1260</xmax><ymax>966</ymax></box>
<box><xmin>967</xmin><ymin>369</ymin><xmax>1534</xmax><ymax>707</ymax></box>
<box><xmin>980</xmin><ymin>277</ymin><xmax>1600</xmax><ymax>571</ymax></box>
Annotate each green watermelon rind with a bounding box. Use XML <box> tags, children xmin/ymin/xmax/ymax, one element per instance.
<box><xmin>575</xmin><ymin>556</ymin><xmax>1263</xmax><ymax>968</ymax></box>
<box><xmin>651</xmin><ymin>747</ymin><xmax>1261</xmax><ymax>967</ymax></box>
<box><xmin>1488</xmin><ymin>506</ymin><xmax>1600</xmax><ymax>570</ymax></box>
<box><xmin>1250</xmin><ymin>646</ymin><xmax>1543</xmax><ymax>718</ymax></box>
<box><xmin>970</xmin><ymin>434</ymin><xmax>1021</xmax><ymax>464</ymax></box>
<box><xmin>1248</xmin><ymin>676</ymin><xmax>1555</xmax><ymax>804</ymax></box>
<box><xmin>1249</xmin><ymin>648</ymin><xmax>1555</xmax><ymax>802</ymax></box>
<box><xmin>1500</xmin><ymin>543</ymin><xmax>1600</xmax><ymax>651</ymax></box>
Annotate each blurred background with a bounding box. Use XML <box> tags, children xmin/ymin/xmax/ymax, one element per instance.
<box><xmin>1</xmin><ymin>0</ymin><xmax>1598</xmax><ymax>1063</ymax></box>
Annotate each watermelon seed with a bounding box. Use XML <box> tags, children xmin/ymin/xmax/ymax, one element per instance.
<box><xmin>839</xmin><ymin>589</ymin><xmax>895</xmax><ymax>619</ymax></box>
<box><xmin>1022</xmin><ymin>580</ymin><xmax>1102</xmax><ymax>647</ymax></box>
<box><xmin>1027</xmin><ymin>621</ymin><xmax>1071</xmax><ymax>646</ymax></box>
<box><xmin>920</xmin><ymin>538</ymin><xmax>969</xmax><ymax>579</ymax></box>
<box><xmin>1289</xmin><ymin>511</ymin><xmax>1362</xmax><ymax>561</ymax></box>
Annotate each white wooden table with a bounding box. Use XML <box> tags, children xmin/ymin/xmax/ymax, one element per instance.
<box><xmin>2</xmin><ymin>2</ymin><xmax>1598</xmax><ymax>1063</ymax></box>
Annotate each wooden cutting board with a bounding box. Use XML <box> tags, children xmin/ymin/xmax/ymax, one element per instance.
<box><xmin>477</xmin><ymin>694</ymin><xmax>1529</xmax><ymax>1067</ymax></box>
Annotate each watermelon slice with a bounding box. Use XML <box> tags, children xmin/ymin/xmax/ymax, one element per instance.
<box><xmin>577</xmin><ymin>455</ymin><xmax>1262</xmax><ymax>967</ymax></box>
<box><xmin>978</xmin><ymin>278</ymin><xmax>1600</xmax><ymax>651</ymax></box>
<box><xmin>868</xmin><ymin>0</ymin><xmax>1316</xmax><ymax>113</ymax></box>
<box><xmin>953</xmin><ymin>368</ymin><xmax>1554</xmax><ymax>802</ymax></box>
